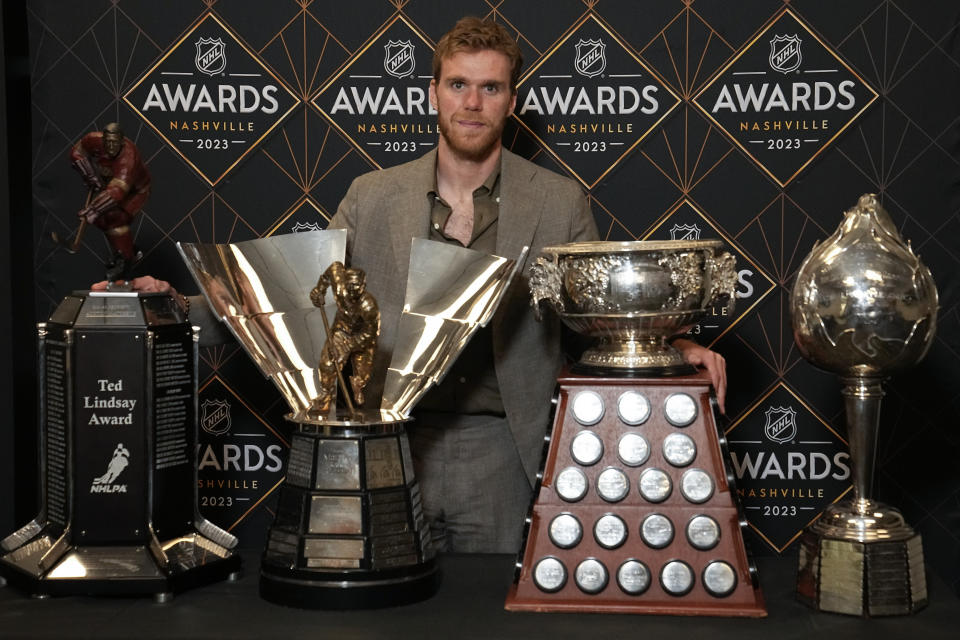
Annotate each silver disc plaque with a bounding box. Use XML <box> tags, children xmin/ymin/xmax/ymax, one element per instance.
<box><xmin>575</xmin><ymin>558</ymin><xmax>608</xmax><ymax>594</ymax></box>
<box><xmin>548</xmin><ymin>513</ymin><xmax>583</xmax><ymax>549</ymax></box>
<box><xmin>617</xmin><ymin>391</ymin><xmax>650</xmax><ymax>425</ymax></box>
<box><xmin>686</xmin><ymin>515</ymin><xmax>721</xmax><ymax>550</ymax></box>
<box><xmin>570</xmin><ymin>430</ymin><xmax>604</xmax><ymax>466</ymax></box>
<box><xmin>640</xmin><ymin>513</ymin><xmax>674</xmax><ymax>549</ymax></box>
<box><xmin>594</xmin><ymin>514</ymin><xmax>628</xmax><ymax>549</ymax></box>
<box><xmin>617</xmin><ymin>433</ymin><xmax>650</xmax><ymax>467</ymax></box>
<box><xmin>570</xmin><ymin>390</ymin><xmax>604</xmax><ymax>425</ymax></box>
<box><xmin>702</xmin><ymin>560</ymin><xmax>737</xmax><ymax>598</ymax></box>
<box><xmin>680</xmin><ymin>468</ymin><xmax>714</xmax><ymax>503</ymax></box>
<box><xmin>662</xmin><ymin>432</ymin><xmax>697</xmax><ymax>467</ymax></box>
<box><xmin>596</xmin><ymin>467</ymin><xmax>629</xmax><ymax>502</ymax></box>
<box><xmin>660</xmin><ymin>560</ymin><xmax>695</xmax><ymax>596</ymax></box>
<box><xmin>663</xmin><ymin>393</ymin><xmax>698</xmax><ymax>427</ymax></box>
<box><xmin>638</xmin><ymin>468</ymin><xmax>672</xmax><ymax>502</ymax></box>
<box><xmin>555</xmin><ymin>466</ymin><xmax>589</xmax><ymax>502</ymax></box>
<box><xmin>533</xmin><ymin>556</ymin><xmax>567</xmax><ymax>592</ymax></box>
<box><xmin>617</xmin><ymin>559</ymin><xmax>651</xmax><ymax>595</ymax></box>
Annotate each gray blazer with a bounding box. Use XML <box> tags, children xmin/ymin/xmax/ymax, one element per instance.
<box><xmin>329</xmin><ymin>148</ymin><xmax>599</xmax><ymax>483</ymax></box>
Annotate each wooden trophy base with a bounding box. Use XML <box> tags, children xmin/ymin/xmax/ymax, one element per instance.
<box><xmin>505</xmin><ymin>369</ymin><xmax>765</xmax><ymax>616</ymax></box>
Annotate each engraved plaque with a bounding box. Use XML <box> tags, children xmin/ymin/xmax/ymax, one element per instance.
<box><xmin>664</xmin><ymin>393</ymin><xmax>697</xmax><ymax>427</ymax></box>
<box><xmin>638</xmin><ymin>468</ymin><xmax>672</xmax><ymax>502</ymax></box>
<box><xmin>662</xmin><ymin>432</ymin><xmax>697</xmax><ymax>467</ymax></box>
<box><xmin>617</xmin><ymin>559</ymin><xmax>651</xmax><ymax>595</ymax></box>
<box><xmin>303</xmin><ymin>538</ymin><xmax>364</xmax><ymax>560</ymax></box>
<box><xmin>570</xmin><ymin>430</ymin><xmax>603</xmax><ymax>466</ymax></box>
<box><xmin>660</xmin><ymin>560</ymin><xmax>695</xmax><ymax>596</ymax></box>
<box><xmin>315</xmin><ymin>440</ymin><xmax>361</xmax><ymax>490</ymax></box>
<box><xmin>571</xmin><ymin>390</ymin><xmax>604</xmax><ymax>425</ymax></box>
<box><xmin>286</xmin><ymin>436</ymin><xmax>315</xmax><ymax>487</ymax></box>
<box><xmin>548</xmin><ymin>513</ymin><xmax>583</xmax><ymax>549</ymax></box>
<box><xmin>365</xmin><ymin>436</ymin><xmax>404</xmax><ymax>489</ymax></box>
<box><xmin>680</xmin><ymin>468</ymin><xmax>714</xmax><ymax>503</ymax></box>
<box><xmin>703</xmin><ymin>561</ymin><xmax>737</xmax><ymax>597</ymax></box>
<box><xmin>617</xmin><ymin>433</ymin><xmax>650</xmax><ymax>467</ymax></box>
<box><xmin>686</xmin><ymin>515</ymin><xmax>721</xmax><ymax>550</ymax></box>
<box><xmin>575</xmin><ymin>558</ymin><xmax>608</xmax><ymax>594</ymax></box>
<box><xmin>641</xmin><ymin>513</ymin><xmax>674</xmax><ymax>549</ymax></box>
<box><xmin>533</xmin><ymin>557</ymin><xmax>567</xmax><ymax>592</ymax></box>
<box><xmin>617</xmin><ymin>391</ymin><xmax>650</xmax><ymax>426</ymax></box>
<box><xmin>555</xmin><ymin>467</ymin><xmax>589</xmax><ymax>502</ymax></box>
<box><xmin>596</xmin><ymin>467</ymin><xmax>629</xmax><ymax>503</ymax></box>
<box><xmin>594</xmin><ymin>514</ymin><xmax>627</xmax><ymax>549</ymax></box>
<box><xmin>308</xmin><ymin>496</ymin><xmax>363</xmax><ymax>535</ymax></box>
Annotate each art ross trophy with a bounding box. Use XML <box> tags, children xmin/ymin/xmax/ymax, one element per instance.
<box><xmin>178</xmin><ymin>230</ymin><xmax>523</xmax><ymax>608</ymax></box>
<box><xmin>791</xmin><ymin>194</ymin><xmax>937</xmax><ymax>616</ymax></box>
<box><xmin>506</xmin><ymin>241</ymin><xmax>765</xmax><ymax>616</ymax></box>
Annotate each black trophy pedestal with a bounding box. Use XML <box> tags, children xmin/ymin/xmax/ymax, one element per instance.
<box><xmin>0</xmin><ymin>290</ymin><xmax>240</xmax><ymax>600</ymax></box>
<box><xmin>260</xmin><ymin>416</ymin><xmax>439</xmax><ymax>608</ymax></box>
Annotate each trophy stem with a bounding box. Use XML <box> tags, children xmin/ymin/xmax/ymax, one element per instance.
<box><xmin>840</xmin><ymin>376</ymin><xmax>884</xmax><ymax>511</ymax></box>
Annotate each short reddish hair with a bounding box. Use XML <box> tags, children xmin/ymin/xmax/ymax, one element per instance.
<box><xmin>433</xmin><ymin>17</ymin><xmax>523</xmax><ymax>92</ymax></box>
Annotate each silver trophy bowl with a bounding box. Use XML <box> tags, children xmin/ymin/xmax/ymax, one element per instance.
<box><xmin>529</xmin><ymin>240</ymin><xmax>737</xmax><ymax>373</ymax></box>
<box><xmin>791</xmin><ymin>194</ymin><xmax>938</xmax><ymax>616</ymax></box>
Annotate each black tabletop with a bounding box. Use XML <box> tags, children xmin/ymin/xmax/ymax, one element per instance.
<box><xmin>0</xmin><ymin>551</ymin><xmax>956</xmax><ymax>639</ymax></box>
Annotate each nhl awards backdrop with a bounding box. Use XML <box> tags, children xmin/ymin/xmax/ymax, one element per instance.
<box><xmin>14</xmin><ymin>0</ymin><xmax>960</xmax><ymax>591</ymax></box>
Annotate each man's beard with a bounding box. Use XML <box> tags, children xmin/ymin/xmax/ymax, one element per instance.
<box><xmin>437</xmin><ymin>111</ymin><xmax>506</xmax><ymax>162</ymax></box>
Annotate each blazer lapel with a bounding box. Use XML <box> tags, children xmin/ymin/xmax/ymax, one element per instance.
<box><xmin>387</xmin><ymin>149</ymin><xmax>436</xmax><ymax>279</ymax></box>
<box><xmin>496</xmin><ymin>149</ymin><xmax>543</xmax><ymax>269</ymax></box>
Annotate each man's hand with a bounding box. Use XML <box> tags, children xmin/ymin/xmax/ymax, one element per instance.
<box><xmin>91</xmin><ymin>276</ymin><xmax>178</xmax><ymax>297</ymax></box>
<box><xmin>673</xmin><ymin>338</ymin><xmax>727</xmax><ymax>414</ymax></box>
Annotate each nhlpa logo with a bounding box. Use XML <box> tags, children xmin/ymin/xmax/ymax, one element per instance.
<box><xmin>574</xmin><ymin>38</ymin><xmax>606</xmax><ymax>78</ymax></box>
<box><xmin>195</xmin><ymin>37</ymin><xmax>226</xmax><ymax>76</ymax></box>
<box><xmin>291</xmin><ymin>221</ymin><xmax>323</xmax><ymax>233</ymax></box>
<box><xmin>769</xmin><ymin>35</ymin><xmax>802</xmax><ymax>73</ymax></box>
<box><xmin>670</xmin><ymin>224</ymin><xmax>702</xmax><ymax>241</ymax></box>
<box><xmin>383</xmin><ymin>40</ymin><xmax>415</xmax><ymax>79</ymax></box>
<box><xmin>201</xmin><ymin>399</ymin><xmax>231</xmax><ymax>436</ymax></box>
<box><xmin>764</xmin><ymin>406</ymin><xmax>798</xmax><ymax>444</ymax></box>
<box><xmin>91</xmin><ymin>443</ymin><xmax>130</xmax><ymax>493</ymax></box>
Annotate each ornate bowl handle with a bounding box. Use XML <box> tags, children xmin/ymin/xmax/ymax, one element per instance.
<box><xmin>529</xmin><ymin>255</ymin><xmax>564</xmax><ymax>321</ymax></box>
<box><xmin>706</xmin><ymin>251</ymin><xmax>738</xmax><ymax>312</ymax></box>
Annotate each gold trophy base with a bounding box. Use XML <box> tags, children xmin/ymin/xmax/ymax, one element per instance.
<box><xmin>796</xmin><ymin>499</ymin><xmax>927</xmax><ymax>616</ymax></box>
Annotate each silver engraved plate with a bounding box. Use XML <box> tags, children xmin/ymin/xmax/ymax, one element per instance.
<box><xmin>617</xmin><ymin>559</ymin><xmax>651</xmax><ymax>595</ymax></box>
<box><xmin>555</xmin><ymin>467</ymin><xmax>589</xmax><ymax>502</ymax></box>
<box><xmin>596</xmin><ymin>467</ymin><xmax>629</xmax><ymax>503</ymax></box>
<box><xmin>617</xmin><ymin>391</ymin><xmax>651</xmax><ymax>426</ymax></box>
<box><xmin>365</xmin><ymin>436</ymin><xmax>404</xmax><ymax>489</ymax></box>
<box><xmin>686</xmin><ymin>515</ymin><xmax>721</xmax><ymax>550</ymax></box>
<box><xmin>308</xmin><ymin>496</ymin><xmax>363</xmax><ymax>535</ymax></box>
<box><xmin>570</xmin><ymin>390</ymin><xmax>605</xmax><ymax>425</ymax></box>
<box><xmin>680</xmin><ymin>468</ymin><xmax>714</xmax><ymax>503</ymax></box>
<box><xmin>664</xmin><ymin>393</ymin><xmax>698</xmax><ymax>427</ymax></box>
<box><xmin>638</xmin><ymin>468</ymin><xmax>672</xmax><ymax>502</ymax></box>
<box><xmin>641</xmin><ymin>513</ymin><xmax>674</xmax><ymax>549</ymax></box>
<box><xmin>570</xmin><ymin>430</ymin><xmax>604</xmax><ymax>466</ymax></box>
<box><xmin>575</xmin><ymin>558</ymin><xmax>609</xmax><ymax>594</ymax></box>
<box><xmin>660</xmin><ymin>560</ymin><xmax>695</xmax><ymax>596</ymax></box>
<box><xmin>662</xmin><ymin>432</ymin><xmax>697</xmax><ymax>467</ymax></box>
<box><xmin>702</xmin><ymin>560</ymin><xmax>738</xmax><ymax>598</ymax></box>
<box><xmin>548</xmin><ymin>513</ymin><xmax>583</xmax><ymax>549</ymax></box>
<box><xmin>617</xmin><ymin>433</ymin><xmax>650</xmax><ymax>467</ymax></box>
<box><xmin>533</xmin><ymin>556</ymin><xmax>567</xmax><ymax>592</ymax></box>
<box><xmin>315</xmin><ymin>439</ymin><xmax>361</xmax><ymax>490</ymax></box>
<box><xmin>594</xmin><ymin>514</ymin><xmax>628</xmax><ymax>549</ymax></box>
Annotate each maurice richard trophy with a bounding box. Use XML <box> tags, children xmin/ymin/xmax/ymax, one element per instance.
<box><xmin>506</xmin><ymin>240</ymin><xmax>766</xmax><ymax>616</ymax></box>
<box><xmin>792</xmin><ymin>194</ymin><xmax>937</xmax><ymax>616</ymax></box>
<box><xmin>178</xmin><ymin>230</ymin><xmax>522</xmax><ymax>608</ymax></box>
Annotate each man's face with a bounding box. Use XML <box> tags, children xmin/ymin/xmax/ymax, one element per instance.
<box><xmin>103</xmin><ymin>133</ymin><xmax>123</xmax><ymax>158</ymax></box>
<box><xmin>430</xmin><ymin>49</ymin><xmax>517</xmax><ymax>162</ymax></box>
<box><xmin>345</xmin><ymin>275</ymin><xmax>365</xmax><ymax>300</ymax></box>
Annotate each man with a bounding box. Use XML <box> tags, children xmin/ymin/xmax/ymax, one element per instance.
<box><xmin>70</xmin><ymin>122</ymin><xmax>151</xmax><ymax>278</ymax></box>
<box><xmin>106</xmin><ymin>17</ymin><xmax>726</xmax><ymax>554</ymax></box>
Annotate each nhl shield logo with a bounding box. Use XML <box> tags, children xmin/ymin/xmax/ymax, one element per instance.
<box><xmin>383</xmin><ymin>40</ymin><xmax>415</xmax><ymax>79</ymax></box>
<box><xmin>195</xmin><ymin>37</ymin><xmax>226</xmax><ymax>76</ymax></box>
<box><xmin>764</xmin><ymin>406</ymin><xmax>798</xmax><ymax>444</ymax></box>
<box><xmin>574</xmin><ymin>39</ymin><xmax>606</xmax><ymax>78</ymax></box>
<box><xmin>291</xmin><ymin>221</ymin><xmax>323</xmax><ymax>233</ymax></box>
<box><xmin>670</xmin><ymin>223</ymin><xmax>702</xmax><ymax>241</ymax></box>
<box><xmin>769</xmin><ymin>34</ymin><xmax>802</xmax><ymax>73</ymax></box>
<box><xmin>201</xmin><ymin>399</ymin><xmax>231</xmax><ymax>436</ymax></box>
